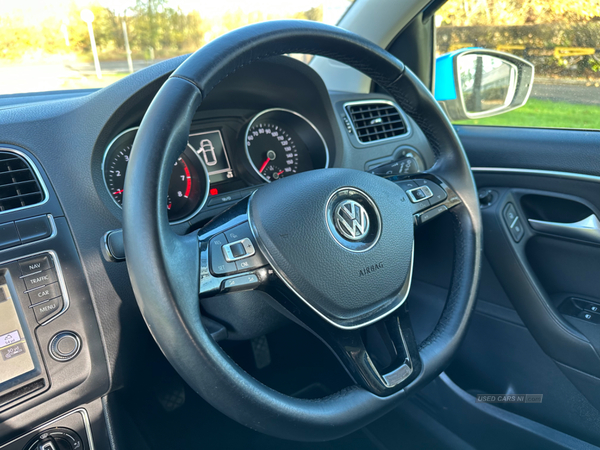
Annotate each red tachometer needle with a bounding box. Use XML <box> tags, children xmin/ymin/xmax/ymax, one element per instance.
<box><xmin>277</xmin><ymin>170</ymin><xmax>284</xmax><ymax>176</ymax></box>
<box><xmin>259</xmin><ymin>157</ymin><xmax>270</xmax><ymax>173</ymax></box>
<box><xmin>113</xmin><ymin>189</ymin><xmax>124</xmax><ymax>195</ymax></box>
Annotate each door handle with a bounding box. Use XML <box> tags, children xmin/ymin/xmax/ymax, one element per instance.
<box><xmin>528</xmin><ymin>214</ymin><xmax>600</xmax><ymax>244</ymax></box>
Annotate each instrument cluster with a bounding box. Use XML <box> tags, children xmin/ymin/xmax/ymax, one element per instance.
<box><xmin>101</xmin><ymin>108</ymin><xmax>330</xmax><ymax>223</ymax></box>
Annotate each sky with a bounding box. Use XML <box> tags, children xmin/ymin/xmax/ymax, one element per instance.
<box><xmin>2</xmin><ymin>0</ymin><xmax>351</xmax><ymax>24</ymax></box>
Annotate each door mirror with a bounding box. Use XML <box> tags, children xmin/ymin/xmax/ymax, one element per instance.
<box><xmin>435</xmin><ymin>49</ymin><xmax>534</xmax><ymax>121</ymax></box>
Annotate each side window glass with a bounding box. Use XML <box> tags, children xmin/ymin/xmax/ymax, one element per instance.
<box><xmin>435</xmin><ymin>1</ymin><xmax>600</xmax><ymax>129</ymax></box>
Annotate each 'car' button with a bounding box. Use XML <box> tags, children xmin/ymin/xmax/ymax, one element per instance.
<box><xmin>28</xmin><ymin>282</ymin><xmax>61</xmax><ymax>305</ymax></box>
<box><xmin>33</xmin><ymin>296</ymin><xmax>63</xmax><ymax>324</ymax></box>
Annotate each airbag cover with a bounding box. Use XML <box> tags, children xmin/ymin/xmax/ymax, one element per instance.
<box><xmin>249</xmin><ymin>168</ymin><xmax>413</xmax><ymax>328</ymax></box>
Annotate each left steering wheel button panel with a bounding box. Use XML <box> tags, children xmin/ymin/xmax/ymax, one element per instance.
<box><xmin>210</xmin><ymin>233</ymin><xmax>237</xmax><ymax>275</ymax></box>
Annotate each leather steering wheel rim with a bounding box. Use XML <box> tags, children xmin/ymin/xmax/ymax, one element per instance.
<box><xmin>123</xmin><ymin>20</ymin><xmax>482</xmax><ymax>441</ymax></box>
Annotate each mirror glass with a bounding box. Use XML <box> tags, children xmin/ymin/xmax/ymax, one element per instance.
<box><xmin>457</xmin><ymin>54</ymin><xmax>517</xmax><ymax>115</ymax></box>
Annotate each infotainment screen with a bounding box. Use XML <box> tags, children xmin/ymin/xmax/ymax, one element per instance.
<box><xmin>187</xmin><ymin>130</ymin><xmax>234</xmax><ymax>184</ymax></box>
<box><xmin>0</xmin><ymin>276</ymin><xmax>37</xmax><ymax>390</ymax></box>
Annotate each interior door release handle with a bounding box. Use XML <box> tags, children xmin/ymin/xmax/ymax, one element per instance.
<box><xmin>528</xmin><ymin>214</ymin><xmax>600</xmax><ymax>244</ymax></box>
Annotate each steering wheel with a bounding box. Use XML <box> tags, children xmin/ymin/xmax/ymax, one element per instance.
<box><xmin>123</xmin><ymin>20</ymin><xmax>482</xmax><ymax>442</ymax></box>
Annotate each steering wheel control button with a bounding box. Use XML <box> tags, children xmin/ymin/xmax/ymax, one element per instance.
<box><xmin>418</xmin><ymin>205</ymin><xmax>448</xmax><ymax>225</ymax></box>
<box><xmin>224</xmin><ymin>222</ymin><xmax>268</xmax><ymax>271</ymax></box>
<box><xmin>503</xmin><ymin>203</ymin><xmax>524</xmax><ymax>242</ymax></box>
<box><xmin>230</xmin><ymin>242</ymin><xmax>246</xmax><ymax>258</ymax></box>
<box><xmin>407</xmin><ymin>186</ymin><xmax>433</xmax><ymax>203</ymax></box>
<box><xmin>22</xmin><ymin>268</ymin><xmax>58</xmax><ymax>291</ymax></box>
<box><xmin>416</xmin><ymin>179</ymin><xmax>447</xmax><ymax>204</ymax></box>
<box><xmin>49</xmin><ymin>331</ymin><xmax>81</xmax><ymax>361</ymax></box>
<box><xmin>19</xmin><ymin>254</ymin><xmax>53</xmax><ymax>276</ymax></box>
<box><xmin>28</xmin><ymin>282</ymin><xmax>61</xmax><ymax>304</ymax></box>
<box><xmin>395</xmin><ymin>180</ymin><xmax>430</xmax><ymax>213</ymax></box>
<box><xmin>209</xmin><ymin>234</ymin><xmax>237</xmax><ymax>275</ymax></box>
<box><xmin>221</xmin><ymin>274</ymin><xmax>260</xmax><ymax>292</ymax></box>
<box><xmin>32</xmin><ymin>296</ymin><xmax>63</xmax><ymax>323</ymax></box>
<box><xmin>15</xmin><ymin>215</ymin><xmax>52</xmax><ymax>244</ymax></box>
<box><xmin>222</xmin><ymin>238</ymin><xmax>256</xmax><ymax>262</ymax></box>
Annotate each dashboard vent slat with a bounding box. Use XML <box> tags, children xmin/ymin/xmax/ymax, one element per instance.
<box><xmin>0</xmin><ymin>152</ymin><xmax>44</xmax><ymax>212</ymax></box>
<box><xmin>345</xmin><ymin>102</ymin><xmax>408</xmax><ymax>143</ymax></box>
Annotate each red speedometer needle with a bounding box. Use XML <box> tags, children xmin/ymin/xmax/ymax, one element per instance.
<box><xmin>277</xmin><ymin>170</ymin><xmax>284</xmax><ymax>175</ymax></box>
<box><xmin>259</xmin><ymin>157</ymin><xmax>270</xmax><ymax>173</ymax></box>
<box><xmin>113</xmin><ymin>189</ymin><xmax>124</xmax><ymax>195</ymax></box>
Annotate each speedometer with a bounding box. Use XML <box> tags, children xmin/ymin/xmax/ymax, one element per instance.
<box><xmin>245</xmin><ymin>109</ymin><xmax>329</xmax><ymax>183</ymax></box>
<box><xmin>246</xmin><ymin>124</ymin><xmax>299</xmax><ymax>181</ymax></box>
<box><xmin>102</xmin><ymin>127</ymin><xmax>209</xmax><ymax>223</ymax></box>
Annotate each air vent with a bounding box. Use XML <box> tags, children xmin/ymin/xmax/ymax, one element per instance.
<box><xmin>345</xmin><ymin>102</ymin><xmax>407</xmax><ymax>143</ymax></box>
<box><xmin>0</xmin><ymin>151</ymin><xmax>44</xmax><ymax>212</ymax></box>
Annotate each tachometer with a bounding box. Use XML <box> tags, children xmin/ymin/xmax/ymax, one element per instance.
<box><xmin>245</xmin><ymin>109</ymin><xmax>329</xmax><ymax>183</ymax></box>
<box><xmin>102</xmin><ymin>127</ymin><xmax>209</xmax><ymax>223</ymax></box>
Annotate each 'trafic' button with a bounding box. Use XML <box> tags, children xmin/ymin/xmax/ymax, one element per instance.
<box><xmin>22</xmin><ymin>268</ymin><xmax>58</xmax><ymax>291</ymax></box>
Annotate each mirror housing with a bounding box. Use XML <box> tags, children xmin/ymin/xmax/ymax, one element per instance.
<box><xmin>435</xmin><ymin>48</ymin><xmax>534</xmax><ymax>121</ymax></box>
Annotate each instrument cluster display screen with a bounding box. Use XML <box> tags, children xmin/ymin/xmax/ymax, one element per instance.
<box><xmin>0</xmin><ymin>278</ymin><xmax>36</xmax><ymax>389</ymax></box>
<box><xmin>187</xmin><ymin>130</ymin><xmax>234</xmax><ymax>184</ymax></box>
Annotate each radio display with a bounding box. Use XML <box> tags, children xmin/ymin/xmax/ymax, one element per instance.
<box><xmin>0</xmin><ymin>276</ymin><xmax>37</xmax><ymax>390</ymax></box>
<box><xmin>187</xmin><ymin>130</ymin><xmax>234</xmax><ymax>184</ymax></box>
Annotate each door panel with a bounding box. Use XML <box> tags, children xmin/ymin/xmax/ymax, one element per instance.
<box><xmin>408</xmin><ymin>125</ymin><xmax>600</xmax><ymax>446</ymax></box>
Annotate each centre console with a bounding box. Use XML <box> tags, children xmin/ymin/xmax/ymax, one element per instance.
<box><xmin>0</xmin><ymin>147</ymin><xmax>109</xmax><ymax>450</ymax></box>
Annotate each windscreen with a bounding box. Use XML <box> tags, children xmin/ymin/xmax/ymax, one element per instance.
<box><xmin>0</xmin><ymin>0</ymin><xmax>353</xmax><ymax>96</ymax></box>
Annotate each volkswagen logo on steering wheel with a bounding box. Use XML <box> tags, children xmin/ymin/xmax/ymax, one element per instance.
<box><xmin>334</xmin><ymin>199</ymin><xmax>370</xmax><ymax>241</ymax></box>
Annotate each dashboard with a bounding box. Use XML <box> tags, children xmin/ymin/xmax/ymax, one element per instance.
<box><xmin>0</xmin><ymin>54</ymin><xmax>437</xmax><ymax>449</ymax></box>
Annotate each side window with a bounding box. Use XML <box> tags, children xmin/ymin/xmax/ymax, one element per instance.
<box><xmin>435</xmin><ymin>1</ymin><xmax>600</xmax><ymax>129</ymax></box>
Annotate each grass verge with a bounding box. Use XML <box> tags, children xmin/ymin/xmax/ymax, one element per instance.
<box><xmin>454</xmin><ymin>98</ymin><xmax>600</xmax><ymax>129</ymax></box>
